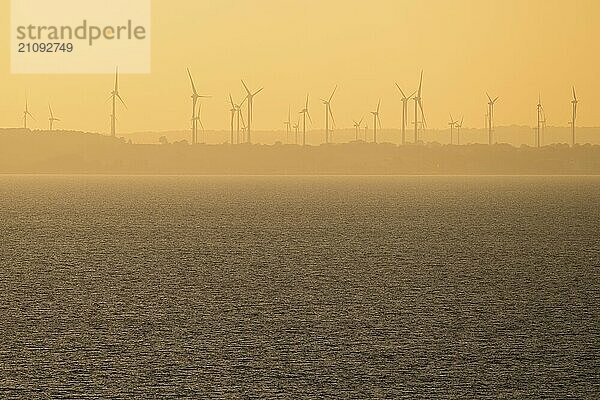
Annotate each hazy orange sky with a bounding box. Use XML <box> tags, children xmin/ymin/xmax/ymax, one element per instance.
<box><xmin>1</xmin><ymin>0</ymin><xmax>599</xmax><ymax>134</ymax></box>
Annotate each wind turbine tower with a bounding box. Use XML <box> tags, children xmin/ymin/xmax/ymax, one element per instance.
<box><xmin>353</xmin><ymin>117</ymin><xmax>364</xmax><ymax>141</ymax></box>
<box><xmin>571</xmin><ymin>87</ymin><xmax>578</xmax><ymax>146</ymax></box>
<box><xmin>321</xmin><ymin>86</ymin><xmax>337</xmax><ymax>144</ymax></box>
<box><xmin>23</xmin><ymin>98</ymin><xmax>34</xmax><ymax>129</ymax></box>
<box><xmin>48</xmin><ymin>104</ymin><xmax>60</xmax><ymax>131</ymax></box>
<box><xmin>193</xmin><ymin>102</ymin><xmax>206</xmax><ymax>143</ymax></box>
<box><xmin>455</xmin><ymin>117</ymin><xmax>464</xmax><ymax>145</ymax></box>
<box><xmin>413</xmin><ymin>71</ymin><xmax>426</xmax><ymax>143</ymax></box>
<box><xmin>109</xmin><ymin>67</ymin><xmax>127</xmax><ymax>137</ymax></box>
<box><xmin>187</xmin><ymin>68</ymin><xmax>210</xmax><ymax>145</ymax></box>
<box><xmin>299</xmin><ymin>95</ymin><xmax>312</xmax><ymax>146</ymax></box>
<box><xmin>371</xmin><ymin>100</ymin><xmax>382</xmax><ymax>144</ymax></box>
<box><xmin>448</xmin><ymin>114</ymin><xmax>457</xmax><ymax>145</ymax></box>
<box><xmin>486</xmin><ymin>93</ymin><xmax>499</xmax><ymax>145</ymax></box>
<box><xmin>293</xmin><ymin>118</ymin><xmax>300</xmax><ymax>145</ymax></box>
<box><xmin>284</xmin><ymin>106</ymin><xmax>292</xmax><ymax>144</ymax></box>
<box><xmin>395</xmin><ymin>84</ymin><xmax>416</xmax><ymax>145</ymax></box>
<box><xmin>536</xmin><ymin>94</ymin><xmax>546</xmax><ymax>148</ymax></box>
<box><xmin>241</xmin><ymin>80</ymin><xmax>263</xmax><ymax>144</ymax></box>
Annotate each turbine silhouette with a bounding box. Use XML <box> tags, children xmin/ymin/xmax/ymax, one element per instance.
<box><xmin>535</xmin><ymin>94</ymin><xmax>546</xmax><ymax>148</ymax></box>
<box><xmin>109</xmin><ymin>67</ymin><xmax>126</xmax><ymax>137</ymax></box>
<box><xmin>192</xmin><ymin>102</ymin><xmax>205</xmax><ymax>143</ymax></box>
<box><xmin>455</xmin><ymin>116</ymin><xmax>464</xmax><ymax>145</ymax></box>
<box><xmin>571</xmin><ymin>87</ymin><xmax>578</xmax><ymax>146</ymax></box>
<box><xmin>321</xmin><ymin>85</ymin><xmax>337</xmax><ymax>144</ymax></box>
<box><xmin>353</xmin><ymin>117</ymin><xmax>364</xmax><ymax>141</ymax></box>
<box><xmin>413</xmin><ymin>71</ymin><xmax>427</xmax><ymax>143</ymax></box>
<box><xmin>395</xmin><ymin>84</ymin><xmax>416</xmax><ymax>145</ymax></box>
<box><xmin>299</xmin><ymin>95</ymin><xmax>312</xmax><ymax>146</ymax></box>
<box><xmin>23</xmin><ymin>97</ymin><xmax>34</xmax><ymax>129</ymax></box>
<box><xmin>284</xmin><ymin>106</ymin><xmax>292</xmax><ymax>144</ymax></box>
<box><xmin>187</xmin><ymin>68</ymin><xmax>210</xmax><ymax>145</ymax></box>
<box><xmin>293</xmin><ymin>117</ymin><xmax>300</xmax><ymax>145</ymax></box>
<box><xmin>486</xmin><ymin>92</ymin><xmax>499</xmax><ymax>145</ymax></box>
<box><xmin>448</xmin><ymin>114</ymin><xmax>458</xmax><ymax>145</ymax></box>
<box><xmin>241</xmin><ymin>80</ymin><xmax>263</xmax><ymax>144</ymax></box>
<box><xmin>48</xmin><ymin>103</ymin><xmax>60</xmax><ymax>131</ymax></box>
<box><xmin>371</xmin><ymin>100</ymin><xmax>382</xmax><ymax>144</ymax></box>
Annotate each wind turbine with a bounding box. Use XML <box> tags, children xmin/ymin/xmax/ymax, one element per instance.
<box><xmin>293</xmin><ymin>117</ymin><xmax>300</xmax><ymax>145</ymax></box>
<box><xmin>448</xmin><ymin>114</ymin><xmax>457</xmax><ymax>145</ymax></box>
<box><xmin>321</xmin><ymin>85</ymin><xmax>337</xmax><ymax>144</ymax></box>
<box><xmin>109</xmin><ymin>67</ymin><xmax>126</xmax><ymax>137</ymax></box>
<box><xmin>371</xmin><ymin>100</ymin><xmax>382</xmax><ymax>144</ymax></box>
<box><xmin>536</xmin><ymin>94</ymin><xmax>545</xmax><ymax>148</ymax></box>
<box><xmin>48</xmin><ymin>103</ymin><xmax>60</xmax><ymax>131</ymax></box>
<box><xmin>395</xmin><ymin>84</ymin><xmax>416</xmax><ymax>145</ymax></box>
<box><xmin>241</xmin><ymin>80</ymin><xmax>263</xmax><ymax>144</ymax></box>
<box><xmin>455</xmin><ymin>117</ymin><xmax>464</xmax><ymax>145</ymax></box>
<box><xmin>187</xmin><ymin>68</ymin><xmax>210</xmax><ymax>145</ymax></box>
<box><xmin>231</xmin><ymin>95</ymin><xmax>247</xmax><ymax>144</ymax></box>
<box><xmin>193</xmin><ymin>102</ymin><xmax>206</xmax><ymax>143</ymax></box>
<box><xmin>299</xmin><ymin>95</ymin><xmax>312</xmax><ymax>146</ymax></box>
<box><xmin>284</xmin><ymin>106</ymin><xmax>292</xmax><ymax>144</ymax></box>
<box><xmin>413</xmin><ymin>71</ymin><xmax>426</xmax><ymax>144</ymax></box>
<box><xmin>571</xmin><ymin>87</ymin><xmax>578</xmax><ymax>146</ymax></box>
<box><xmin>353</xmin><ymin>117</ymin><xmax>364</xmax><ymax>141</ymax></box>
<box><xmin>23</xmin><ymin>98</ymin><xmax>34</xmax><ymax>129</ymax></box>
<box><xmin>228</xmin><ymin>94</ymin><xmax>236</xmax><ymax>144</ymax></box>
<box><xmin>486</xmin><ymin>92</ymin><xmax>499</xmax><ymax>145</ymax></box>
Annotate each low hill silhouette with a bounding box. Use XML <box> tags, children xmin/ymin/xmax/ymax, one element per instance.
<box><xmin>1</xmin><ymin>129</ymin><xmax>599</xmax><ymax>175</ymax></box>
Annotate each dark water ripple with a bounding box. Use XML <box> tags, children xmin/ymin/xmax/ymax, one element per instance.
<box><xmin>0</xmin><ymin>176</ymin><xmax>599</xmax><ymax>398</ymax></box>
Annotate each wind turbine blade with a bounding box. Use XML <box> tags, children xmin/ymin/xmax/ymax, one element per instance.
<box><xmin>114</xmin><ymin>66</ymin><xmax>119</xmax><ymax>92</ymax></box>
<box><xmin>395</xmin><ymin>83</ymin><xmax>406</xmax><ymax>98</ymax></box>
<box><xmin>359</xmin><ymin>117</ymin><xmax>364</xmax><ymax>125</ymax></box>
<box><xmin>253</xmin><ymin>87</ymin><xmax>264</xmax><ymax>96</ymax></box>
<box><xmin>229</xmin><ymin>94</ymin><xmax>235</xmax><ymax>108</ymax></box>
<box><xmin>305</xmin><ymin>94</ymin><xmax>309</xmax><ymax>109</ymax></box>
<box><xmin>187</xmin><ymin>68</ymin><xmax>198</xmax><ymax>95</ymax></box>
<box><xmin>329</xmin><ymin>107</ymin><xmax>336</xmax><ymax>127</ymax></box>
<box><xmin>377</xmin><ymin>99</ymin><xmax>381</xmax><ymax>113</ymax></box>
<box><xmin>241</xmin><ymin>80</ymin><xmax>251</xmax><ymax>94</ymax></box>
<box><xmin>48</xmin><ymin>104</ymin><xmax>53</xmax><ymax>118</ymax></box>
<box><xmin>573</xmin><ymin>87</ymin><xmax>578</xmax><ymax>102</ymax></box>
<box><xmin>486</xmin><ymin>92</ymin><xmax>492</xmax><ymax>102</ymax></box>
<box><xmin>117</xmin><ymin>94</ymin><xmax>127</xmax><ymax>109</ymax></box>
<box><xmin>307</xmin><ymin>111</ymin><xmax>312</xmax><ymax>124</ymax></box>
<box><xmin>494</xmin><ymin>97</ymin><xmax>499</xmax><ymax>103</ymax></box>
<box><xmin>377</xmin><ymin>115</ymin><xmax>382</xmax><ymax>129</ymax></box>
<box><xmin>329</xmin><ymin>85</ymin><xmax>338</xmax><ymax>103</ymax></box>
<box><xmin>418</xmin><ymin>70</ymin><xmax>423</xmax><ymax>95</ymax></box>
<box><xmin>419</xmin><ymin>101</ymin><xmax>427</xmax><ymax>128</ymax></box>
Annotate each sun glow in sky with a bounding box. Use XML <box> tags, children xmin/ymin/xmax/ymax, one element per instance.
<box><xmin>0</xmin><ymin>0</ymin><xmax>598</xmax><ymax>134</ymax></box>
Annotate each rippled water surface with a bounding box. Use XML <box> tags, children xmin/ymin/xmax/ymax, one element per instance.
<box><xmin>0</xmin><ymin>176</ymin><xmax>599</xmax><ymax>398</ymax></box>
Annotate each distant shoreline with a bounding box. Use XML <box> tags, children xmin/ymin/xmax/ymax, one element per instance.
<box><xmin>1</xmin><ymin>130</ymin><xmax>599</xmax><ymax>176</ymax></box>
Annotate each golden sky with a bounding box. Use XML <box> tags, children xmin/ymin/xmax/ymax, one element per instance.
<box><xmin>0</xmin><ymin>0</ymin><xmax>598</xmax><ymax>134</ymax></box>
